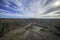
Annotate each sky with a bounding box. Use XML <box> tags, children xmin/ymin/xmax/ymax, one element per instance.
<box><xmin>0</xmin><ymin>0</ymin><xmax>60</xmax><ymax>18</ymax></box>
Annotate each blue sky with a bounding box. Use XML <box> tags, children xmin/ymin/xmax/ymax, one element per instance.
<box><xmin>0</xmin><ymin>0</ymin><xmax>60</xmax><ymax>18</ymax></box>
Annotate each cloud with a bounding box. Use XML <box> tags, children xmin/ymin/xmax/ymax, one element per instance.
<box><xmin>0</xmin><ymin>0</ymin><xmax>60</xmax><ymax>18</ymax></box>
<box><xmin>44</xmin><ymin>10</ymin><xmax>60</xmax><ymax>16</ymax></box>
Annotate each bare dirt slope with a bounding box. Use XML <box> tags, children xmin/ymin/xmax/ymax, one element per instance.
<box><xmin>0</xmin><ymin>26</ymin><xmax>60</xmax><ymax>40</ymax></box>
<box><xmin>0</xmin><ymin>19</ymin><xmax>60</xmax><ymax>40</ymax></box>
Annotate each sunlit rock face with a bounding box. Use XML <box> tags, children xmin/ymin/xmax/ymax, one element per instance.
<box><xmin>0</xmin><ymin>0</ymin><xmax>60</xmax><ymax>18</ymax></box>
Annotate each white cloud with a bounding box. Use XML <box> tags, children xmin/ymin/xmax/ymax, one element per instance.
<box><xmin>51</xmin><ymin>0</ymin><xmax>60</xmax><ymax>7</ymax></box>
<box><xmin>44</xmin><ymin>10</ymin><xmax>60</xmax><ymax>16</ymax></box>
<box><xmin>0</xmin><ymin>0</ymin><xmax>60</xmax><ymax>18</ymax></box>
